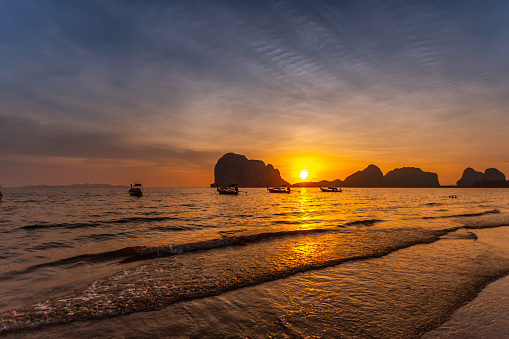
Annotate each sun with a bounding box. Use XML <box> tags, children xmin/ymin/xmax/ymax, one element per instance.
<box><xmin>299</xmin><ymin>169</ymin><xmax>308</xmax><ymax>180</ymax></box>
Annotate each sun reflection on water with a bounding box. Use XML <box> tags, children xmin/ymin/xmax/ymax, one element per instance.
<box><xmin>292</xmin><ymin>241</ymin><xmax>320</xmax><ymax>258</ymax></box>
<box><xmin>297</xmin><ymin>188</ymin><xmax>315</xmax><ymax>230</ymax></box>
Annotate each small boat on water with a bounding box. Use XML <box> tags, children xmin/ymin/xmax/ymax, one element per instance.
<box><xmin>267</xmin><ymin>185</ymin><xmax>291</xmax><ymax>194</ymax></box>
<box><xmin>217</xmin><ymin>184</ymin><xmax>239</xmax><ymax>195</ymax></box>
<box><xmin>129</xmin><ymin>183</ymin><xmax>143</xmax><ymax>197</ymax></box>
<box><xmin>320</xmin><ymin>186</ymin><xmax>342</xmax><ymax>192</ymax></box>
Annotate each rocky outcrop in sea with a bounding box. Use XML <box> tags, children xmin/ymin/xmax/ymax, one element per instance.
<box><xmin>456</xmin><ymin>168</ymin><xmax>484</xmax><ymax>187</ymax></box>
<box><xmin>214</xmin><ymin>153</ymin><xmax>290</xmax><ymax>187</ymax></box>
<box><xmin>383</xmin><ymin>167</ymin><xmax>440</xmax><ymax>187</ymax></box>
<box><xmin>343</xmin><ymin>164</ymin><xmax>383</xmax><ymax>187</ymax></box>
<box><xmin>293</xmin><ymin>165</ymin><xmax>439</xmax><ymax>187</ymax></box>
<box><xmin>457</xmin><ymin>167</ymin><xmax>508</xmax><ymax>187</ymax></box>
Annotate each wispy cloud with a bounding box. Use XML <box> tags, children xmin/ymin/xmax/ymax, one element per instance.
<box><xmin>1</xmin><ymin>0</ymin><xmax>509</xmax><ymax>185</ymax></box>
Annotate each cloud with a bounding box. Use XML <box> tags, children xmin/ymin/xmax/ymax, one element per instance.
<box><xmin>0</xmin><ymin>114</ymin><xmax>218</xmax><ymax>168</ymax></box>
<box><xmin>1</xmin><ymin>0</ymin><xmax>509</xmax><ymax>185</ymax></box>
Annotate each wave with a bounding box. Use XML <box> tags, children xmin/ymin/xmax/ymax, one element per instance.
<box><xmin>456</xmin><ymin>209</ymin><xmax>500</xmax><ymax>218</ymax></box>
<box><xmin>76</xmin><ymin>233</ymin><xmax>124</xmax><ymax>242</ymax></box>
<box><xmin>440</xmin><ymin>230</ymin><xmax>478</xmax><ymax>240</ymax></box>
<box><xmin>0</xmin><ymin>247</ymin><xmax>143</xmax><ymax>282</ymax></box>
<box><xmin>422</xmin><ymin>209</ymin><xmax>500</xmax><ymax>220</ymax></box>
<box><xmin>0</xmin><ymin>226</ymin><xmax>485</xmax><ymax>335</ymax></box>
<box><xmin>129</xmin><ymin>228</ymin><xmax>335</xmax><ymax>262</ymax></box>
<box><xmin>436</xmin><ymin>222</ymin><xmax>509</xmax><ymax>235</ymax></box>
<box><xmin>464</xmin><ymin>223</ymin><xmax>509</xmax><ymax>230</ymax></box>
<box><xmin>17</xmin><ymin>209</ymin><xmax>500</xmax><ymax>232</ymax></box>
<box><xmin>343</xmin><ymin>219</ymin><xmax>383</xmax><ymax>227</ymax></box>
<box><xmin>7</xmin><ymin>215</ymin><xmax>509</xmax><ymax>281</ymax></box>
<box><xmin>0</xmin><ymin>228</ymin><xmax>336</xmax><ymax>281</ymax></box>
<box><xmin>423</xmin><ymin>202</ymin><xmax>443</xmax><ymax>206</ymax></box>
<box><xmin>3</xmin><ymin>222</ymin><xmax>509</xmax><ymax>334</ymax></box>
<box><xmin>18</xmin><ymin>199</ymin><xmax>43</xmax><ymax>203</ymax></box>
<box><xmin>28</xmin><ymin>242</ymin><xmax>73</xmax><ymax>251</ymax></box>
<box><xmin>20</xmin><ymin>216</ymin><xmax>181</xmax><ymax>230</ymax></box>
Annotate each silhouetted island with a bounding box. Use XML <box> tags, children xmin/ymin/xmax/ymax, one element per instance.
<box><xmin>343</xmin><ymin>164</ymin><xmax>383</xmax><ymax>187</ymax></box>
<box><xmin>457</xmin><ymin>167</ymin><xmax>509</xmax><ymax>188</ymax></box>
<box><xmin>293</xmin><ymin>165</ymin><xmax>439</xmax><ymax>188</ymax></box>
<box><xmin>383</xmin><ymin>167</ymin><xmax>440</xmax><ymax>187</ymax></box>
<box><xmin>295</xmin><ymin>165</ymin><xmax>383</xmax><ymax>188</ymax></box>
<box><xmin>456</xmin><ymin>168</ymin><xmax>484</xmax><ymax>187</ymax></box>
<box><xmin>214</xmin><ymin>153</ymin><xmax>289</xmax><ymax>187</ymax></box>
<box><xmin>213</xmin><ymin>154</ymin><xmax>509</xmax><ymax>188</ymax></box>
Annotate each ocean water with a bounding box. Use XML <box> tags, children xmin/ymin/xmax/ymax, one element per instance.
<box><xmin>0</xmin><ymin>187</ymin><xmax>508</xmax><ymax>338</ymax></box>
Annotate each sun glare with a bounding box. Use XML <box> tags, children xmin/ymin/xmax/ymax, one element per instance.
<box><xmin>300</xmin><ymin>169</ymin><xmax>308</xmax><ymax>180</ymax></box>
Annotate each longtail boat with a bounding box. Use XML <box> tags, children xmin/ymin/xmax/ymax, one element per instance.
<box><xmin>320</xmin><ymin>186</ymin><xmax>342</xmax><ymax>192</ymax></box>
<box><xmin>267</xmin><ymin>185</ymin><xmax>291</xmax><ymax>194</ymax></box>
<box><xmin>217</xmin><ymin>184</ymin><xmax>239</xmax><ymax>195</ymax></box>
<box><xmin>129</xmin><ymin>183</ymin><xmax>143</xmax><ymax>197</ymax></box>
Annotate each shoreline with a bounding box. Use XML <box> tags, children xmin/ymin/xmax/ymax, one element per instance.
<box><xmin>424</xmin><ymin>272</ymin><xmax>509</xmax><ymax>338</ymax></box>
<box><xmin>425</xmin><ymin>225</ymin><xmax>509</xmax><ymax>338</ymax></box>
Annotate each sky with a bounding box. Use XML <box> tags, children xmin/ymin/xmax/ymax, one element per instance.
<box><xmin>1</xmin><ymin>0</ymin><xmax>509</xmax><ymax>187</ymax></box>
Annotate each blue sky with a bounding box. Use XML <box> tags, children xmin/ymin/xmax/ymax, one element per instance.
<box><xmin>1</xmin><ymin>0</ymin><xmax>509</xmax><ymax>186</ymax></box>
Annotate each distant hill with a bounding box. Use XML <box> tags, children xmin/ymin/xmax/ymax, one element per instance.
<box><xmin>481</xmin><ymin>168</ymin><xmax>506</xmax><ymax>181</ymax></box>
<box><xmin>457</xmin><ymin>167</ymin><xmax>508</xmax><ymax>188</ymax></box>
<box><xmin>456</xmin><ymin>168</ymin><xmax>483</xmax><ymax>187</ymax></box>
<box><xmin>214</xmin><ymin>153</ymin><xmax>289</xmax><ymax>187</ymax></box>
<box><xmin>383</xmin><ymin>167</ymin><xmax>440</xmax><ymax>187</ymax></box>
<box><xmin>213</xmin><ymin>155</ymin><xmax>509</xmax><ymax>188</ymax></box>
<box><xmin>343</xmin><ymin>164</ymin><xmax>383</xmax><ymax>187</ymax></box>
<box><xmin>23</xmin><ymin>184</ymin><xmax>128</xmax><ymax>188</ymax></box>
<box><xmin>293</xmin><ymin>165</ymin><xmax>439</xmax><ymax>188</ymax></box>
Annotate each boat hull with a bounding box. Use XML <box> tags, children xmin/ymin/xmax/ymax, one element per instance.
<box><xmin>217</xmin><ymin>190</ymin><xmax>238</xmax><ymax>195</ymax></box>
<box><xmin>267</xmin><ymin>188</ymin><xmax>290</xmax><ymax>194</ymax></box>
<box><xmin>320</xmin><ymin>187</ymin><xmax>341</xmax><ymax>192</ymax></box>
<box><xmin>216</xmin><ymin>184</ymin><xmax>239</xmax><ymax>195</ymax></box>
<box><xmin>129</xmin><ymin>189</ymin><xmax>143</xmax><ymax>197</ymax></box>
<box><xmin>217</xmin><ymin>186</ymin><xmax>239</xmax><ymax>195</ymax></box>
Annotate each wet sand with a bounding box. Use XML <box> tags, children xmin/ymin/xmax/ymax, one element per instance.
<box><xmin>425</xmin><ymin>227</ymin><xmax>509</xmax><ymax>338</ymax></box>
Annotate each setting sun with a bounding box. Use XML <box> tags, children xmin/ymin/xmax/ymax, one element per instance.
<box><xmin>299</xmin><ymin>169</ymin><xmax>308</xmax><ymax>180</ymax></box>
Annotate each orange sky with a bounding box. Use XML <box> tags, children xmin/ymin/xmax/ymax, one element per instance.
<box><xmin>2</xmin><ymin>147</ymin><xmax>508</xmax><ymax>187</ymax></box>
<box><xmin>1</xmin><ymin>1</ymin><xmax>509</xmax><ymax>187</ymax></box>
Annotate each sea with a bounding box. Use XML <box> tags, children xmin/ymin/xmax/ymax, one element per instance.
<box><xmin>0</xmin><ymin>187</ymin><xmax>508</xmax><ymax>338</ymax></box>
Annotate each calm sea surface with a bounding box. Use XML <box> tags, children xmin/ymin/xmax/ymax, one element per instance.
<box><xmin>1</xmin><ymin>187</ymin><xmax>509</xmax><ymax>338</ymax></box>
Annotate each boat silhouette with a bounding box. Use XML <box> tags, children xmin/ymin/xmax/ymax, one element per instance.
<box><xmin>129</xmin><ymin>183</ymin><xmax>143</xmax><ymax>197</ymax></box>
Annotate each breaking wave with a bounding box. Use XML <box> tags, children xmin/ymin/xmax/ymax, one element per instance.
<box><xmin>3</xmin><ymin>222</ymin><xmax>509</xmax><ymax>334</ymax></box>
